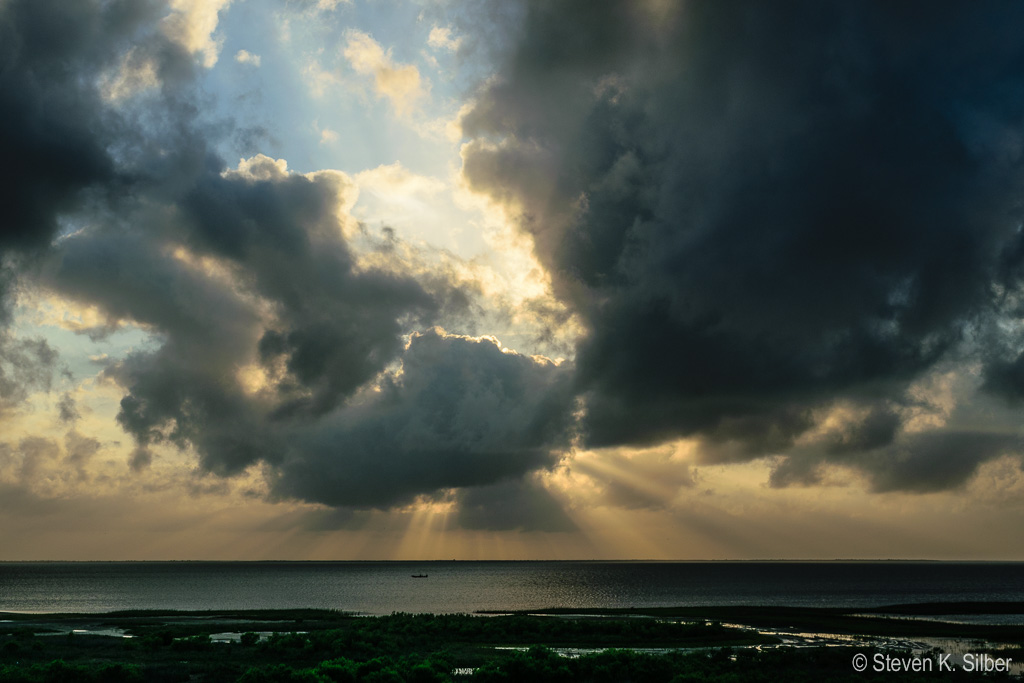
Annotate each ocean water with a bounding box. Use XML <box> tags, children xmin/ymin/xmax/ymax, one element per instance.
<box><xmin>0</xmin><ymin>561</ymin><xmax>1022</xmax><ymax>615</ymax></box>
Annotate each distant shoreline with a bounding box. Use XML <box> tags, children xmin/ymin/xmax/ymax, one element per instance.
<box><xmin>5</xmin><ymin>601</ymin><xmax>1024</xmax><ymax>637</ymax></box>
<box><xmin>2</xmin><ymin>558</ymin><xmax>1023</xmax><ymax>563</ymax></box>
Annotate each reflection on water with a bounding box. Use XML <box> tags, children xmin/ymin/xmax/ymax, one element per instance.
<box><xmin>856</xmin><ymin>613</ymin><xmax>1024</xmax><ymax>626</ymax></box>
<box><xmin>2</xmin><ymin>561</ymin><xmax>1023</xmax><ymax>614</ymax></box>
<box><xmin>729</xmin><ymin>625</ymin><xmax>1024</xmax><ymax>676</ymax></box>
<box><xmin>36</xmin><ymin>627</ymin><xmax>131</xmax><ymax>638</ymax></box>
<box><xmin>209</xmin><ymin>631</ymin><xmax>276</xmax><ymax>643</ymax></box>
<box><xmin>498</xmin><ymin>626</ymin><xmax>1024</xmax><ymax>675</ymax></box>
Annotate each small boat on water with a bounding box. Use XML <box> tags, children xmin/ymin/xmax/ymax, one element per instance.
<box><xmin>411</xmin><ymin>574</ymin><xmax>428</xmax><ymax>578</ymax></box>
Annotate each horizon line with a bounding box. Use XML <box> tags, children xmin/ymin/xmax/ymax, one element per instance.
<box><xmin>2</xmin><ymin>558</ymin><xmax>1023</xmax><ymax>563</ymax></box>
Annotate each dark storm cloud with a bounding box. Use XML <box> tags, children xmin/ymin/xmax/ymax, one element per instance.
<box><xmin>183</xmin><ymin>159</ymin><xmax>443</xmax><ymax>418</ymax></box>
<box><xmin>981</xmin><ymin>346</ymin><xmax>1024</xmax><ymax>406</ymax></box>
<box><xmin>0</xmin><ymin>0</ymin><xmax>199</xmax><ymax>411</ymax></box>
<box><xmin>462</xmin><ymin>0</ymin><xmax>1024</xmax><ymax>490</ymax></box>
<box><xmin>864</xmin><ymin>432</ymin><xmax>1021</xmax><ymax>493</ymax></box>
<box><xmin>0</xmin><ymin>0</ymin><xmax>124</xmax><ymax>251</ymax></box>
<box><xmin>0</xmin><ymin>0</ymin><xmax>127</xmax><ymax>402</ymax></box>
<box><xmin>271</xmin><ymin>329</ymin><xmax>575</xmax><ymax>508</ymax></box>
<box><xmin>51</xmin><ymin>161</ymin><xmax>477</xmax><ymax>483</ymax></box>
<box><xmin>0</xmin><ymin>0</ymin><xmax>303</xmax><ymax>490</ymax></box>
<box><xmin>0</xmin><ymin>0</ymin><xmax>197</xmax><ymax>255</ymax></box>
<box><xmin>770</xmin><ymin>429</ymin><xmax>1020</xmax><ymax>493</ymax></box>
<box><xmin>41</xmin><ymin>145</ymin><xmax>575</xmax><ymax>509</ymax></box>
<box><xmin>45</xmin><ymin>223</ymin><xmax>274</xmax><ymax>473</ymax></box>
<box><xmin>109</xmin><ymin>345</ymin><xmax>279</xmax><ymax>475</ymax></box>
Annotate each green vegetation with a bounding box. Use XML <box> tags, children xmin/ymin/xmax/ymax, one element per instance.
<box><xmin>0</xmin><ymin>611</ymin><xmax>769</xmax><ymax>682</ymax></box>
<box><xmin>0</xmin><ymin>608</ymin><xmax>1019</xmax><ymax>682</ymax></box>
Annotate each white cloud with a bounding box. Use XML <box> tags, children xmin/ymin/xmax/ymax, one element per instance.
<box><xmin>222</xmin><ymin>154</ymin><xmax>290</xmax><ymax>182</ymax></box>
<box><xmin>314</xmin><ymin>0</ymin><xmax>350</xmax><ymax>10</ymax></box>
<box><xmin>428</xmin><ymin>25</ymin><xmax>461</xmax><ymax>52</ymax></box>
<box><xmin>235</xmin><ymin>49</ymin><xmax>261</xmax><ymax>67</ymax></box>
<box><xmin>343</xmin><ymin>30</ymin><xmax>426</xmax><ymax>117</ymax></box>
<box><xmin>161</xmin><ymin>0</ymin><xmax>235</xmax><ymax>68</ymax></box>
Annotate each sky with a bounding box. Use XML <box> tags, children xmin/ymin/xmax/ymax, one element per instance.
<box><xmin>2</xmin><ymin>0</ymin><xmax>1024</xmax><ymax>560</ymax></box>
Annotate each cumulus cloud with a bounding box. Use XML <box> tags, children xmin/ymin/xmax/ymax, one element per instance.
<box><xmin>161</xmin><ymin>0</ymin><xmax>235</xmax><ymax>68</ymax></box>
<box><xmin>343</xmin><ymin>30</ymin><xmax>426</xmax><ymax>117</ymax></box>
<box><xmin>0</xmin><ymin>0</ymin><xmax>210</xmax><ymax>304</ymax></box>
<box><xmin>0</xmin><ymin>0</ymin><xmax>588</xmax><ymax>535</ymax></box>
<box><xmin>0</xmin><ymin>0</ymin><xmax>130</xmax><ymax>255</ymax></box>
<box><xmin>234</xmin><ymin>49</ymin><xmax>260</xmax><ymax>67</ymax></box>
<box><xmin>460</xmin><ymin>0</ymin><xmax>1024</xmax><ymax>491</ymax></box>
<box><xmin>41</xmin><ymin>155</ymin><xmax>434</xmax><ymax>471</ymax></box>
<box><xmin>771</xmin><ymin>429</ymin><xmax>1022</xmax><ymax>494</ymax></box>
<box><xmin>271</xmin><ymin>329</ymin><xmax>575</xmax><ymax>508</ymax></box>
<box><xmin>38</xmin><ymin>142</ymin><xmax>572</xmax><ymax>511</ymax></box>
<box><xmin>427</xmin><ymin>26</ymin><xmax>461</xmax><ymax>53</ymax></box>
<box><xmin>1</xmin><ymin>0</ymin><xmax>579</xmax><ymax>525</ymax></box>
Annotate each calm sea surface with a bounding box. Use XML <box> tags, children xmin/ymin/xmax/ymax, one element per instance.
<box><xmin>0</xmin><ymin>561</ymin><xmax>1022</xmax><ymax>614</ymax></box>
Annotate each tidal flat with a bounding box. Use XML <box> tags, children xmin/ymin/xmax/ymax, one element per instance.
<box><xmin>0</xmin><ymin>604</ymin><xmax>1021</xmax><ymax>681</ymax></box>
